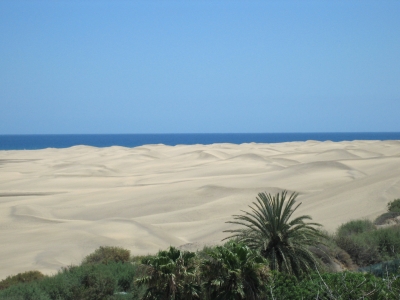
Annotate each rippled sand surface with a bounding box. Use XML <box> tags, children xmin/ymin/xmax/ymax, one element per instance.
<box><xmin>1</xmin><ymin>140</ymin><xmax>400</xmax><ymax>278</ymax></box>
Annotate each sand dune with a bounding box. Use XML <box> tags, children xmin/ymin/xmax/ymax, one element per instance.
<box><xmin>1</xmin><ymin>140</ymin><xmax>400</xmax><ymax>279</ymax></box>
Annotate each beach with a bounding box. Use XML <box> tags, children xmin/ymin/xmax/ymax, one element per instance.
<box><xmin>1</xmin><ymin>140</ymin><xmax>400</xmax><ymax>279</ymax></box>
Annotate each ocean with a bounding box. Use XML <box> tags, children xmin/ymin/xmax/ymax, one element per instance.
<box><xmin>1</xmin><ymin>133</ymin><xmax>400</xmax><ymax>150</ymax></box>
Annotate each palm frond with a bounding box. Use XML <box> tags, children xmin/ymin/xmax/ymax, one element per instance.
<box><xmin>224</xmin><ymin>190</ymin><xmax>324</xmax><ymax>277</ymax></box>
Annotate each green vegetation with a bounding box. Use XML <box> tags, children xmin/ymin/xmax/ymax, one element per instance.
<box><xmin>2</xmin><ymin>195</ymin><xmax>400</xmax><ymax>299</ymax></box>
<box><xmin>387</xmin><ymin>199</ymin><xmax>400</xmax><ymax>213</ymax></box>
<box><xmin>0</xmin><ymin>261</ymin><xmax>146</xmax><ymax>299</ymax></box>
<box><xmin>135</xmin><ymin>246</ymin><xmax>200</xmax><ymax>300</ymax></box>
<box><xmin>200</xmin><ymin>241</ymin><xmax>268</xmax><ymax>299</ymax></box>
<box><xmin>0</xmin><ymin>271</ymin><xmax>46</xmax><ymax>291</ymax></box>
<box><xmin>224</xmin><ymin>191</ymin><xmax>324</xmax><ymax>276</ymax></box>
<box><xmin>375</xmin><ymin>212</ymin><xmax>400</xmax><ymax>225</ymax></box>
<box><xmin>335</xmin><ymin>206</ymin><xmax>400</xmax><ymax>267</ymax></box>
<box><xmin>374</xmin><ymin>199</ymin><xmax>400</xmax><ymax>225</ymax></box>
<box><xmin>82</xmin><ymin>246</ymin><xmax>131</xmax><ymax>265</ymax></box>
<box><xmin>266</xmin><ymin>270</ymin><xmax>400</xmax><ymax>299</ymax></box>
<box><xmin>336</xmin><ymin>219</ymin><xmax>375</xmax><ymax>236</ymax></box>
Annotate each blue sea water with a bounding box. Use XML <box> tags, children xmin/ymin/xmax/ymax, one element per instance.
<box><xmin>0</xmin><ymin>133</ymin><xmax>400</xmax><ymax>150</ymax></box>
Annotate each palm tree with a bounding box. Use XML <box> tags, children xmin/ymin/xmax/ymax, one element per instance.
<box><xmin>135</xmin><ymin>247</ymin><xmax>201</xmax><ymax>300</ymax></box>
<box><xmin>224</xmin><ymin>190</ymin><xmax>324</xmax><ymax>276</ymax></box>
<box><xmin>200</xmin><ymin>241</ymin><xmax>268</xmax><ymax>300</ymax></box>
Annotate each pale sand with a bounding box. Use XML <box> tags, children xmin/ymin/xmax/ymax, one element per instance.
<box><xmin>1</xmin><ymin>140</ymin><xmax>400</xmax><ymax>279</ymax></box>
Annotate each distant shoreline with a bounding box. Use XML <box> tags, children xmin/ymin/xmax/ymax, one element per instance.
<box><xmin>1</xmin><ymin>132</ymin><xmax>400</xmax><ymax>150</ymax></box>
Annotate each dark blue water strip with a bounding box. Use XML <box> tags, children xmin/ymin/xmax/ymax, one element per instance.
<box><xmin>0</xmin><ymin>133</ymin><xmax>400</xmax><ymax>150</ymax></box>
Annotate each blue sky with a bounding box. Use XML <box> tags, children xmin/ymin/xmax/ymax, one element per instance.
<box><xmin>1</xmin><ymin>0</ymin><xmax>399</xmax><ymax>134</ymax></box>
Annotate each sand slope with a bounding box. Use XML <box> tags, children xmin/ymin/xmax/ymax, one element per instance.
<box><xmin>1</xmin><ymin>140</ymin><xmax>400</xmax><ymax>279</ymax></box>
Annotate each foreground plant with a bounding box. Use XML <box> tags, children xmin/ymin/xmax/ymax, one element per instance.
<box><xmin>201</xmin><ymin>241</ymin><xmax>268</xmax><ymax>300</ymax></box>
<box><xmin>225</xmin><ymin>190</ymin><xmax>324</xmax><ymax>276</ymax></box>
<box><xmin>266</xmin><ymin>270</ymin><xmax>400</xmax><ymax>299</ymax></box>
<box><xmin>135</xmin><ymin>246</ymin><xmax>200</xmax><ymax>300</ymax></box>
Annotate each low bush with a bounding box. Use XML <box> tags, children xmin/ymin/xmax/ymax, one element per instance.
<box><xmin>374</xmin><ymin>198</ymin><xmax>400</xmax><ymax>225</ymax></box>
<box><xmin>335</xmin><ymin>234</ymin><xmax>381</xmax><ymax>267</ymax></box>
<box><xmin>374</xmin><ymin>211</ymin><xmax>400</xmax><ymax>225</ymax></box>
<box><xmin>265</xmin><ymin>271</ymin><xmax>400</xmax><ymax>299</ymax></box>
<box><xmin>335</xmin><ymin>221</ymin><xmax>400</xmax><ymax>267</ymax></box>
<box><xmin>310</xmin><ymin>233</ymin><xmax>356</xmax><ymax>271</ymax></box>
<box><xmin>336</xmin><ymin>219</ymin><xmax>375</xmax><ymax>237</ymax></box>
<box><xmin>309</xmin><ymin>244</ymin><xmax>332</xmax><ymax>265</ymax></box>
<box><xmin>368</xmin><ymin>225</ymin><xmax>400</xmax><ymax>259</ymax></box>
<box><xmin>82</xmin><ymin>246</ymin><xmax>131</xmax><ymax>265</ymax></box>
<box><xmin>0</xmin><ymin>262</ymin><xmax>145</xmax><ymax>300</ymax></box>
<box><xmin>334</xmin><ymin>247</ymin><xmax>355</xmax><ymax>270</ymax></box>
<box><xmin>387</xmin><ymin>198</ymin><xmax>400</xmax><ymax>213</ymax></box>
<box><xmin>79</xmin><ymin>266</ymin><xmax>116</xmax><ymax>299</ymax></box>
<box><xmin>0</xmin><ymin>270</ymin><xmax>46</xmax><ymax>290</ymax></box>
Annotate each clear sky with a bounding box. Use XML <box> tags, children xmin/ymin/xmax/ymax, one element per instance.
<box><xmin>1</xmin><ymin>0</ymin><xmax>399</xmax><ymax>134</ymax></box>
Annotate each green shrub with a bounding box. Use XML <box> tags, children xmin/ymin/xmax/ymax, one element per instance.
<box><xmin>79</xmin><ymin>266</ymin><xmax>116</xmax><ymax>299</ymax></box>
<box><xmin>334</xmin><ymin>219</ymin><xmax>382</xmax><ymax>267</ymax></box>
<box><xmin>374</xmin><ymin>211</ymin><xmax>400</xmax><ymax>225</ymax></box>
<box><xmin>309</xmin><ymin>233</ymin><xmax>356</xmax><ymax>271</ymax></box>
<box><xmin>200</xmin><ymin>241</ymin><xmax>268</xmax><ymax>299</ymax></box>
<box><xmin>38</xmin><ymin>266</ymin><xmax>83</xmax><ymax>300</ymax></box>
<box><xmin>309</xmin><ymin>244</ymin><xmax>331</xmax><ymax>265</ymax></box>
<box><xmin>368</xmin><ymin>225</ymin><xmax>400</xmax><ymax>259</ymax></box>
<box><xmin>334</xmin><ymin>247</ymin><xmax>355</xmax><ymax>270</ymax></box>
<box><xmin>0</xmin><ymin>270</ymin><xmax>46</xmax><ymax>290</ymax></box>
<box><xmin>316</xmin><ymin>271</ymin><xmax>399</xmax><ymax>299</ymax></box>
<box><xmin>0</xmin><ymin>262</ymin><xmax>145</xmax><ymax>299</ymax></box>
<box><xmin>82</xmin><ymin>246</ymin><xmax>131</xmax><ymax>265</ymax></box>
<box><xmin>373</xmin><ymin>198</ymin><xmax>400</xmax><ymax>225</ymax></box>
<box><xmin>387</xmin><ymin>198</ymin><xmax>400</xmax><ymax>213</ymax></box>
<box><xmin>0</xmin><ymin>283</ymin><xmax>51</xmax><ymax>300</ymax></box>
<box><xmin>336</xmin><ymin>219</ymin><xmax>375</xmax><ymax>237</ymax></box>
<box><xmin>335</xmin><ymin>235</ymin><xmax>381</xmax><ymax>267</ymax></box>
<box><xmin>136</xmin><ymin>247</ymin><xmax>201</xmax><ymax>299</ymax></box>
<box><xmin>335</xmin><ymin>224</ymin><xmax>400</xmax><ymax>267</ymax></box>
<box><xmin>264</xmin><ymin>271</ymin><xmax>400</xmax><ymax>299</ymax></box>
